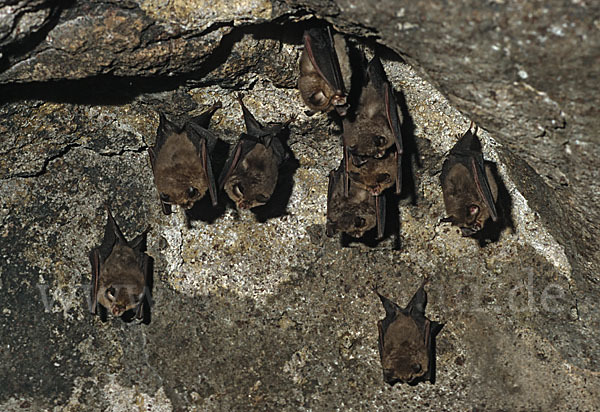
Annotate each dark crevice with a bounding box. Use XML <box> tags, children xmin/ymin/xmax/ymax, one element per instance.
<box><xmin>9</xmin><ymin>142</ymin><xmax>80</xmax><ymax>179</ymax></box>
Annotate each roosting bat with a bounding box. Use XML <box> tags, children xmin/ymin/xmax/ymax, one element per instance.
<box><xmin>326</xmin><ymin>162</ymin><xmax>386</xmax><ymax>239</ymax></box>
<box><xmin>440</xmin><ymin>123</ymin><xmax>498</xmax><ymax>236</ymax></box>
<box><xmin>89</xmin><ymin>206</ymin><xmax>151</xmax><ymax>322</ymax></box>
<box><xmin>298</xmin><ymin>26</ymin><xmax>350</xmax><ymax>116</ymax></box>
<box><xmin>219</xmin><ymin>94</ymin><xmax>290</xmax><ymax>210</ymax></box>
<box><xmin>375</xmin><ymin>280</ymin><xmax>442</xmax><ymax>385</ymax></box>
<box><xmin>345</xmin><ymin>149</ymin><xmax>399</xmax><ymax>196</ymax></box>
<box><xmin>148</xmin><ymin>103</ymin><xmax>220</xmax><ymax>214</ymax></box>
<box><xmin>343</xmin><ymin>56</ymin><xmax>402</xmax><ymax>160</ymax></box>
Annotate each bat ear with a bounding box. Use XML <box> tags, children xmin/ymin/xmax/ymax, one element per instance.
<box><xmin>237</xmin><ymin>94</ymin><xmax>265</xmax><ymax>137</ymax></box>
<box><xmin>104</xmin><ymin>205</ymin><xmax>127</xmax><ymax>243</ymax></box>
<box><xmin>157</xmin><ymin>113</ymin><xmax>180</xmax><ymax>138</ymax></box>
<box><xmin>189</xmin><ymin>101</ymin><xmax>222</xmax><ymax>129</ymax></box>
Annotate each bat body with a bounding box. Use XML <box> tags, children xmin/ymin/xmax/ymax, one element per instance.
<box><xmin>346</xmin><ymin>150</ymin><xmax>398</xmax><ymax>196</ymax></box>
<box><xmin>298</xmin><ymin>27</ymin><xmax>350</xmax><ymax>116</ymax></box>
<box><xmin>326</xmin><ymin>163</ymin><xmax>386</xmax><ymax>239</ymax></box>
<box><xmin>375</xmin><ymin>280</ymin><xmax>441</xmax><ymax>385</ymax></box>
<box><xmin>343</xmin><ymin>57</ymin><xmax>402</xmax><ymax>163</ymax></box>
<box><xmin>440</xmin><ymin>124</ymin><xmax>498</xmax><ymax>236</ymax></box>
<box><xmin>89</xmin><ymin>207</ymin><xmax>151</xmax><ymax>321</ymax></box>
<box><xmin>220</xmin><ymin>95</ymin><xmax>289</xmax><ymax>210</ymax></box>
<box><xmin>148</xmin><ymin>103</ymin><xmax>220</xmax><ymax>214</ymax></box>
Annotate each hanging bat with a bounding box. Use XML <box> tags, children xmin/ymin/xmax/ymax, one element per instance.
<box><xmin>345</xmin><ymin>149</ymin><xmax>399</xmax><ymax>196</ymax></box>
<box><xmin>89</xmin><ymin>206</ymin><xmax>151</xmax><ymax>321</ymax></box>
<box><xmin>343</xmin><ymin>56</ymin><xmax>402</xmax><ymax>190</ymax></box>
<box><xmin>375</xmin><ymin>279</ymin><xmax>442</xmax><ymax>385</ymax></box>
<box><xmin>298</xmin><ymin>26</ymin><xmax>350</xmax><ymax>116</ymax></box>
<box><xmin>440</xmin><ymin>123</ymin><xmax>498</xmax><ymax>236</ymax></box>
<box><xmin>219</xmin><ymin>94</ymin><xmax>290</xmax><ymax>210</ymax></box>
<box><xmin>148</xmin><ymin>102</ymin><xmax>220</xmax><ymax>215</ymax></box>
<box><xmin>326</xmin><ymin>162</ymin><xmax>386</xmax><ymax>239</ymax></box>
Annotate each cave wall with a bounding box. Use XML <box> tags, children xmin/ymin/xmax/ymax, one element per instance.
<box><xmin>1</xmin><ymin>1</ymin><xmax>599</xmax><ymax>410</ymax></box>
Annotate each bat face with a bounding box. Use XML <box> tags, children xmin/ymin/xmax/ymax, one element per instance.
<box><xmin>220</xmin><ymin>95</ymin><xmax>288</xmax><ymax>210</ymax></box>
<box><xmin>326</xmin><ymin>165</ymin><xmax>384</xmax><ymax>238</ymax></box>
<box><xmin>223</xmin><ymin>142</ymin><xmax>280</xmax><ymax>210</ymax></box>
<box><xmin>343</xmin><ymin>57</ymin><xmax>402</xmax><ymax>159</ymax></box>
<box><xmin>89</xmin><ymin>207</ymin><xmax>151</xmax><ymax>321</ymax></box>
<box><xmin>376</xmin><ymin>282</ymin><xmax>440</xmax><ymax>386</ymax></box>
<box><xmin>347</xmin><ymin>150</ymin><xmax>398</xmax><ymax>196</ymax></box>
<box><xmin>298</xmin><ymin>27</ymin><xmax>349</xmax><ymax>115</ymax></box>
<box><xmin>441</xmin><ymin>124</ymin><xmax>498</xmax><ymax>236</ymax></box>
<box><xmin>148</xmin><ymin>107</ymin><xmax>219</xmax><ymax>214</ymax></box>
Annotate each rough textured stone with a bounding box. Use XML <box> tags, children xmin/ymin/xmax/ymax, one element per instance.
<box><xmin>1</xmin><ymin>1</ymin><xmax>599</xmax><ymax>411</ymax></box>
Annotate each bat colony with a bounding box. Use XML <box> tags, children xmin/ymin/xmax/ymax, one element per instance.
<box><xmin>87</xmin><ymin>25</ymin><xmax>502</xmax><ymax>386</ymax></box>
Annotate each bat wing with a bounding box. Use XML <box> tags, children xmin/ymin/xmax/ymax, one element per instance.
<box><xmin>88</xmin><ymin>249</ymin><xmax>101</xmax><ymax>315</ymax></box>
<box><xmin>218</xmin><ymin>136</ymin><xmax>259</xmax><ymax>189</ymax></box>
<box><xmin>304</xmin><ymin>27</ymin><xmax>345</xmax><ymax>95</ymax></box>
<box><xmin>187</xmin><ymin>123</ymin><xmax>219</xmax><ymax>206</ymax></box>
<box><xmin>135</xmin><ymin>254</ymin><xmax>153</xmax><ymax>322</ymax></box>
<box><xmin>375</xmin><ymin>193</ymin><xmax>386</xmax><ymax>239</ymax></box>
<box><xmin>368</xmin><ymin>57</ymin><xmax>403</xmax><ymax>193</ymax></box>
<box><xmin>375</xmin><ymin>291</ymin><xmax>402</xmax><ymax>337</ymax></box>
<box><xmin>237</xmin><ymin>94</ymin><xmax>267</xmax><ymax>138</ymax></box>
<box><xmin>448</xmin><ymin>130</ymin><xmax>498</xmax><ymax>221</ymax></box>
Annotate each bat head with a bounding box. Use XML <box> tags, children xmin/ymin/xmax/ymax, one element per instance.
<box><xmin>154</xmin><ymin>163</ymin><xmax>210</xmax><ymax>210</ymax></box>
<box><xmin>343</xmin><ymin>108</ymin><xmax>396</xmax><ymax>158</ymax></box>
<box><xmin>224</xmin><ymin>144</ymin><xmax>278</xmax><ymax>210</ymax></box>
<box><xmin>98</xmin><ymin>244</ymin><xmax>146</xmax><ymax>317</ymax></box>
<box><xmin>347</xmin><ymin>152</ymin><xmax>396</xmax><ymax>196</ymax></box>
<box><xmin>379</xmin><ymin>315</ymin><xmax>430</xmax><ymax>385</ymax></box>
<box><xmin>326</xmin><ymin>203</ymin><xmax>377</xmax><ymax>238</ymax></box>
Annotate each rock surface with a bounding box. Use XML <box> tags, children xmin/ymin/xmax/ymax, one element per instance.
<box><xmin>1</xmin><ymin>0</ymin><xmax>599</xmax><ymax>411</ymax></box>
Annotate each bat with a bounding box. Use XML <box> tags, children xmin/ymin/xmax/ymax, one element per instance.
<box><xmin>342</xmin><ymin>56</ymin><xmax>402</xmax><ymax>190</ymax></box>
<box><xmin>219</xmin><ymin>94</ymin><xmax>290</xmax><ymax>210</ymax></box>
<box><xmin>89</xmin><ymin>206</ymin><xmax>151</xmax><ymax>321</ymax></box>
<box><xmin>345</xmin><ymin>149</ymin><xmax>399</xmax><ymax>196</ymax></box>
<box><xmin>148</xmin><ymin>102</ymin><xmax>220</xmax><ymax>215</ymax></box>
<box><xmin>298</xmin><ymin>26</ymin><xmax>350</xmax><ymax>116</ymax></box>
<box><xmin>440</xmin><ymin>123</ymin><xmax>498</xmax><ymax>236</ymax></box>
<box><xmin>326</xmin><ymin>162</ymin><xmax>386</xmax><ymax>239</ymax></box>
<box><xmin>375</xmin><ymin>279</ymin><xmax>442</xmax><ymax>385</ymax></box>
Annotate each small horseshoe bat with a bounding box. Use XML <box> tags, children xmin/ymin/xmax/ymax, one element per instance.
<box><xmin>89</xmin><ymin>206</ymin><xmax>151</xmax><ymax>322</ymax></box>
<box><xmin>440</xmin><ymin>123</ymin><xmax>498</xmax><ymax>236</ymax></box>
<box><xmin>326</xmin><ymin>162</ymin><xmax>386</xmax><ymax>239</ymax></box>
<box><xmin>148</xmin><ymin>103</ymin><xmax>220</xmax><ymax>215</ymax></box>
<box><xmin>375</xmin><ymin>280</ymin><xmax>442</xmax><ymax>386</ymax></box>
<box><xmin>343</xmin><ymin>56</ymin><xmax>402</xmax><ymax>190</ymax></box>
<box><xmin>298</xmin><ymin>26</ymin><xmax>350</xmax><ymax>116</ymax></box>
<box><xmin>219</xmin><ymin>94</ymin><xmax>290</xmax><ymax>210</ymax></box>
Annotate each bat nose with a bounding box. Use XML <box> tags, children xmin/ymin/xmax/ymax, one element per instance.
<box><xmin>373</xmin><ymin>135</ymin><xmax>387</xmax><ymax>147</ymax></box>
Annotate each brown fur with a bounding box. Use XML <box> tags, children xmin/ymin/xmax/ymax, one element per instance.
<box><xmin>97</xmin><ymin>244</ymin><xmax>145</xmax><ymax>317</ymax></box>
<box><xmin>224</xmin><ymin>144</ymin><xmax>279</xmax><ymax>210</ymax></box>
<box><xmin>347</xmin><ymin>151</ymin><xmax>397</xmax><ymax>195</ymax></box>
<box><xmin>298</xmin><ymin>33</ymin><xmax>349</xmax><ymax>114</ymax></box>
<box><xmin>442</xmin><ymin>163</ymin><xmax>498</xmax><ymax>235</ymax></box>
<box><xmin>379</xmin><ymin>315</ymin><xmax>430</xmax><ymax>384</ymax></box>
<box><xmin>326</xmin><ymin>168</ymin><xmax>377</xmax><ymax>238</ymax></box>
<box><xmin>343</xmin><ymin>93</ymin><xmax>399</xmax><ymax>157</ymax></box>
<box><xmin>153</xmin><ymin>131</ymin><xmax>209</xmax><ymax>209</ymax></box>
